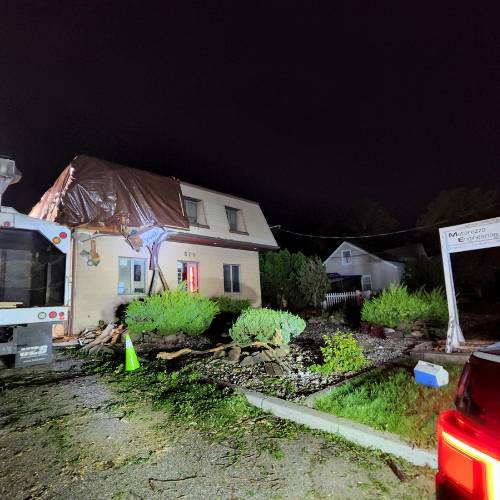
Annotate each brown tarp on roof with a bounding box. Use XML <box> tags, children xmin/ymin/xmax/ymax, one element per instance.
<box><xmin>30</xmin><ymin>155</ymin><xmax>189</xmax><ymax>230</ymax></box>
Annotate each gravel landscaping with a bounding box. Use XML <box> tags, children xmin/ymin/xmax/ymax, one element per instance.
<box><xmin>188</xmin><ymin>321</ymin><xmax>418</xmax><ymax>402</ymax></box>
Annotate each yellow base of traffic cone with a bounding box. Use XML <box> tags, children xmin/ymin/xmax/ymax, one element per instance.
<box><xmin>124</xmin><ymin>334</ymin><xmax>140</xmax><ymax>372</ymax></box>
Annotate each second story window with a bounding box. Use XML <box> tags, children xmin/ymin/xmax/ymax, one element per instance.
<box><xmin>185</xmin><ymin>198</ymin><xmax>199</xmax><ymax>224</ymax></box>
<box><xmin>183</xmin><ymin>197</ymin><xmax>208</xmax><ymax>227</ymax></box>
<box><xmin>225</xmin><ymin>206</ymin><xmax>247</xmax><ymax>234</ymax></box>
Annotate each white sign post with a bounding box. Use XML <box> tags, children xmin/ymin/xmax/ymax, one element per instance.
<box><xmin>439</xmin><ymin>216</ymin><xmax>500</xmax><ymax>352</ymax></box>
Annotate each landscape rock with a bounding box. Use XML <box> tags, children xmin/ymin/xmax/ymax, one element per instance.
<box><xmin>240</xmin><ymin>351</ymin><xmax>272</xmax><ymax>367</ymax></box>
<box><xmin>227</xmin><ymin>346</ymin><xmax>241</xmax><ymax>363</ymax></box>
<box><xmin>212</xmin><ymin>349</ymin><xmax>226</xmax><ymax>359</ymax></box>
<box><xmin>411</xmin><ymin>330</ymin><xmax>424</xmax><ymax>338</ymax></box>
<box><xmin>411</xmin><ymin>341</ymin><xmax>433</xmax><ymax>352</ymax></box>
<box><xmin>264</xmin><ymin>362</ymin><xmax>284</xmax><ymax>377</ymax></box>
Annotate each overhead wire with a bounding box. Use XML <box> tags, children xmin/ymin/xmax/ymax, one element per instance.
<box><xmin>270</xmin><ymin>201</ymin><xmax>500</xmax><ymax>240</ymax></box>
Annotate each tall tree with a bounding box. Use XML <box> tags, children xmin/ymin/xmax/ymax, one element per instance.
<box><xmin>417</xmin><ymin>187</ymin><xmax>498</xmax><ymax>229</ymax></box>
<box><xmin>417</xmin><ymin>187</ymin><xmax>499</xmax><ymax>254</ymax></box>
<box><xmin>297</xmin><ymin>256</ymin><xmax>330</xmax><ymax>308</ymax></box>
<box><xmin>259</xmin><ymin>250</ymin><xmax>307</xmax><ymax>309</ymax></box>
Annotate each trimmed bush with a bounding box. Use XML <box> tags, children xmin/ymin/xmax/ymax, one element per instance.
<box><xmin>125</xmin><ymin>285</ymin><xmax>219</xmax><ymax>336</ymax></box>
<box><xmin>309</xmin><ymin>331</ymin><xmax>369</xmax><ymax>374</ymax></box>
<box><xmin>229</xmin><ymin>308</ymin><xmax>306</xmax><ymax>346</ymax></box>
<box><xmin>212</xmin><ymin>296</ymin><xmax>252</xmax><ymax>316</ymax></box>
<box><xmin>361</xmin><ymin>284</ymin><xmax>448</xmax><ymax>328</ymax></box>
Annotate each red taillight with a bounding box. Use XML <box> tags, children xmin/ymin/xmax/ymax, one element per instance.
<box><xmin>438</xmin><ymin>411</ymin><xmax>500</xmax><ymax>499</ymax></box>
<box><xmin>59</xmin><ymin>231</ymin><xmax>67</xmax><ymax>239</ymax></box>
<box><xmin>48</xmin><ymin>311</ymin><xmax>57</xmax><ymax>319</ymax></box>
<box><xmin>59</xmin><ymin>311</ymin><xmax>65</xmax><ymax>319</ymax></box>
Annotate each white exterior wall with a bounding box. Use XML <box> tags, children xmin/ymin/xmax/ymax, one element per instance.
<box><xmin>71</xmin><ymin>230</ymin><xmax>261</xmax><ymax>334</ymax></box>
<box><xmin>324</xmin><ymin>242</ymin><xmax>403</xmax><ymax>291</ymax></box>
<box><xmin>180</xmin><ymin>183</ymin><xmax>277</xmax><ymax>249</ymax></box>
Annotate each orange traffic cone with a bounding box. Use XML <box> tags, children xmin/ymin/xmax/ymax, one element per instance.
<box><xmin>124</xmin><ymin>333</ymin><xmax>140</xmax><ymax>372</ymax></box>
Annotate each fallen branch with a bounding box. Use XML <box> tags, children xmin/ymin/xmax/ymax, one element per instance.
<box><xmin>80</xmin><ymin>324</ymin><xmax>115</xmax><ymax>352</ymax></box>
<box><xmin>155</xmin><ymin>341</ymin><xmax>274</xmax><ymax>361</ymax></box>
<box><xmin>386</xmin><ymin>459</ymin><xmax>407</xmax><ymax>482</ymax></box>
<box><xmin>156</xmin><ymin>342</ymin><xmax>235</xmax><ymax>361</ymax></box>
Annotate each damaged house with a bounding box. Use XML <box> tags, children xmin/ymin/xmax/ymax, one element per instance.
<box><xmin>31</xmin><ymin>156</ymin><xmax>278</xmax><ymax>333</ymax></box>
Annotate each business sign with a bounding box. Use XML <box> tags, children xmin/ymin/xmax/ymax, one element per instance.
<box><xmin>443</xmin><ymin>218</ymin><xmax>500</xmax><ymax>253</ymax></box>
<box><xmin>439</xmin><ymin>215</ymin><xmax>500</xmax><ymax>352</ymax></box>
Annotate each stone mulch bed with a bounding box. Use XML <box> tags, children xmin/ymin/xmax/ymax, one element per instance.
<box><xmin>190</xmin><ymin>323</ymin><xmax>418</xmax><ymax>402</ymax></box>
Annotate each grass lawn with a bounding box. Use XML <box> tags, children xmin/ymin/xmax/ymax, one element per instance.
<box><xmin>314</xmin><ymin>361</ymin><xmax>463</xmax><ymax>449</ymax></box>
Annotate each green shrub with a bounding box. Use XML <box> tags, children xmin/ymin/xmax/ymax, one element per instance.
<box><xmin>361</xmin><ymin>284</ymin><xmax>448</xmax><ymax>328</ymax></box>
<box><xmin>309</xmin><ymin>331</ymin><xmax>369</xmax><ymax>374</ymax></box>
<box><xmin>229</xmin><ymin>308</ymin><xmax>306</xmax><ymax>346</ymax></box>
<box><xmin>212</xmin><ymin>296</ymin><xmax>252</xmax><ymax>315</ymax></box>
<box><xmin>125</xmin><ymin>284</ymin><xmax>219</xmax><ymax>336</ymax></box>
<box><xmin>414</xmin><ymin>287</ymin><xmax>448</xmax><ymax>324</ymax></box>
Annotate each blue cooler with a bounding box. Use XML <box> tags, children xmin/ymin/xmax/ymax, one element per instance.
<box><xmin>414</xmin><ymin>360</ymin><xmax>449</xmax><ymax>388</ymax></box>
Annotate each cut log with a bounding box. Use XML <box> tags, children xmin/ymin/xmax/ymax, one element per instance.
<box><xmin>109</xmin><ymin>327</ymin><xmax>126</xmax><ymax>345</ymax></box>
<box><xmin>80</xmin><ymin>323</ymin><xmax>115</xmax><ymax>352</ymax></box>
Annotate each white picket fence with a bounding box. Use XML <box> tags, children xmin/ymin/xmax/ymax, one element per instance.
<box><xmin>321</xmin><ymin>291</ymin><xmax>372</xmax><ymax>310</ymax></box>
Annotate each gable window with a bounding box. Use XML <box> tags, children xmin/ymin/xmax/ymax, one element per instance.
<box><xmin>177</xmin><ymin>261</ymin><xmax>199</xmax><ymax>292</ymax></box>
<box><xmin>185</xmin><ymin>198</ymin><xmax>198</xmax><ymax>224</ymax></box>
<box><xmin>118</xmin><ymin>257</ymin><xmax>146</xmax><ymax>295</ymax></box>
<box><xmin>183</xmin><ymin>197</ymin><xmax>208</xmax><ymax>227</ymax></box>
<box><xmin>223</xmin><ymin>264</ymin><xmax>240</xmax><ymax>293</ymax></box>
<box><xmin>225</xmin><ymin>207</ymin><xmax>239</xmax><ymax>231</ymax></box>
<box><xmin>361</xmin><ymin>275</ymin><xmax>372</xmax><ymax>291</ymax></box>
<box><xmin>341</xmin><ymin>249</ymin><xmax>352</xmax><ymax>265</ymax></box>
<box><xmin>225</xmin><ymin>206</ymin><xmax>248</xmax><ymax>234</ymax></box>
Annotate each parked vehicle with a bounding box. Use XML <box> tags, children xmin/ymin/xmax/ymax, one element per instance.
<box><xmin>0</xmin><ymin>159</ymin><xmax>71</xmax><ymax>368</ymax></box>
<box><xmin>436</xmin><ymin>343</ymin><xmax>500</xmax><ymax>499</ymax></box>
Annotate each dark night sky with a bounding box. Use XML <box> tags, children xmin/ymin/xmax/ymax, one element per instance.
<box><xmin>2</xmin><ymin>1</ymin><xmax>500</xmax><ymax>244</ymax></box>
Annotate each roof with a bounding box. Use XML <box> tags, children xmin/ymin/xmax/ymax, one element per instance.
<box><xmin>180</xmin><ymin>181</ymin><xmax>261</xmax><ymax>206</ymax></box>
<box><xmin>324</xmin><ymin>241</ymin><xmax>399</xmax><ymax>269</ymax></box>
<box><xmin>30</xmin><ymin>155</ymin><xmax>189</xmax><ymax>230</ymax></box>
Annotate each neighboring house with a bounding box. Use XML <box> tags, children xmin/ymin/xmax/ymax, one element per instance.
<box><xmin>30</xmin><ymin>155</ymin><xmax>278</xmax><ymax>333</ymax></box>
<box><xmin>323</xmin><ymin>241</ymin><xmax>404</xmax><ymax>292</ymax></box>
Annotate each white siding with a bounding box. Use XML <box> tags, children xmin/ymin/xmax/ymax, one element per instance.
<box><xmin>324</xmin><ymin>242</ymin><xmax>403</xmax><ymax>291</ymax></box>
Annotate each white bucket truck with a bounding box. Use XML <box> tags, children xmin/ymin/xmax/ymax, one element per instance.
<box><xmin>0</xmin><ymin>158</ymin><xmax>71</xmax><ymax>367</ymax></box>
